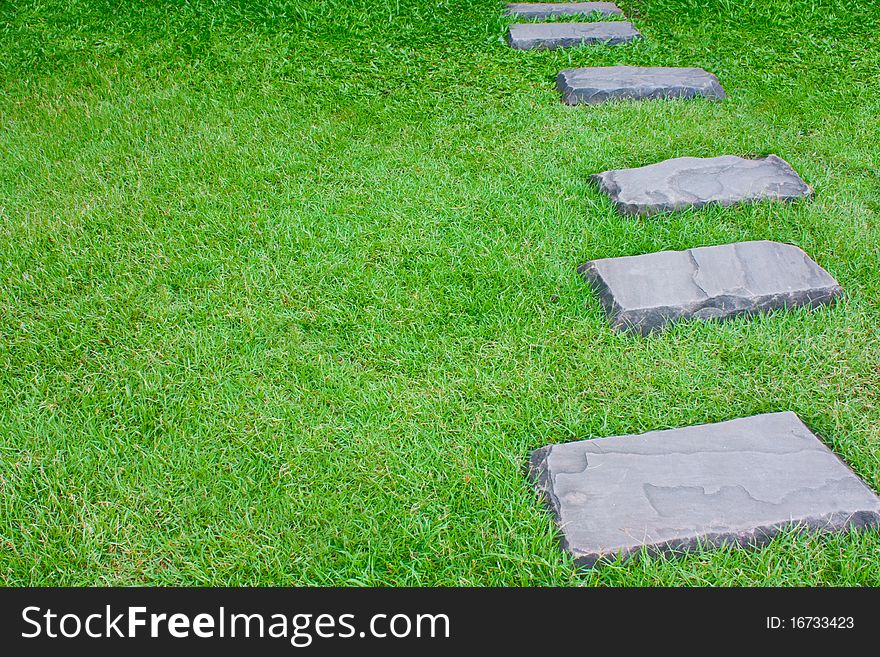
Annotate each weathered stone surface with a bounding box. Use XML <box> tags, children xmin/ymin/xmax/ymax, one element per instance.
<box><xmin>505</xmin><ymin>2</ymin><xmax>623</xmax><ymax>19</ymax></box>
<box><xmin>591</xmin><ymin>155</ymin><xmax>812</xmax><ymax>216</ymax></box>
<box><xmin>578</xmin><ymin>240</ymin><xmax>842</xmax><ymax>335</ymax></box>
<box><xmin>557</xmin><ymin>66</ymin><xmax>725</xmax><ymax>105</ymax></box>
<box><xmin>507</xmin><ymin>21</ymin><xmax>641</xmax><ymax>50</ymax></box>
<box><xmin>530</xmin><ymin>412</ymin><xmax>880</xmax><ymax>567</ymax></box>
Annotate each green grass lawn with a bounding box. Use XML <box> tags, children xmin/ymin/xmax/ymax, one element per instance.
<box><xmin>2</xmin><ymin>0</ymin><xmax>880</xmax><ymax>586</ymax></box>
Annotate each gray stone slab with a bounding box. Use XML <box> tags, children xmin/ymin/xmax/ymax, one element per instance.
<box><xmin>530</xmin><ymin>412</ymin><xmax>880</xmax><ymax>567</ymax></box>
<box><xmin>591</xmin><ymin>154</ymin><xmax>812</xmax><ymax>216</ymax></box>
<box><xmin>558</xmin><ymin>66</ymin><xmax>725</xmax><ymax>105</ymax></box>
<box><xmin>507</xmin><ymin>21</ymin><xmax>641</xmax><ymax>50</ymax></box>
<box><xmin>578</xmin><ymin>240</ymin><xmax>843</xmax><ymax>335</ymax></box>
<box><xmin>505</xmin><ymin>2</ymin><xmax>623</xmax><ymax>19</ymax></box>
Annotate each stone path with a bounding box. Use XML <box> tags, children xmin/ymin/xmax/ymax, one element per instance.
<box><xmin>497</xmin><ymin>3</ymin><xmax>876</xmax><ymax>567</ymax></box>
<box><xmin>507</xmin><ymin>21</ymin><xmax>641</xmax><ymax>50</ymax></box>
<box><xmin>504</xmin><ymin>2</ymin><xmax>623</xmax><ymax>19</ymax></box>
<box><xmin>591</xmin><ymin>155</ymin><xmax>812</xmax><ymax>216</ymax></box>
<box><xmin>529</xmin><ymin>412</ymin><xmax>880</xmax><ymax>567</ymax></box>
<box><xmin>558</xmin><ymin>66</ymin><xmax>726</xmax><ymax>105</ymax></box>
<box><xmin>578</xmin><ymin>240</ymin><xmax>843</xmax><ymax>335</ymax></box>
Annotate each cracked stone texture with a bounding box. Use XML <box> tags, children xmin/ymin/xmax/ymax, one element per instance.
<box><xmin>578</xmin><ymin>240</ymin><xmax>843</xmax><ymax>335</ymax></box>
<box><xmin>507</xmin><ymin>21</ymin><xmax>641</xmax><ymax>50</ymax></box>
<box><xmin>504</xmin><ymin>2</ymin><xmax>623</xmax><ymax>19</ymax></box>
<box><xmin>557</xmin><ymin>66</ymin><xmax>725</xmax><ymax>105</ymax></box>
<box><xmin>591</xmin><ymin>155</ymin><xmax>812</xmax><ymax>215</ymax></box>
<box><xmin>529</xmin><ymin>412</ymin><xmax>880</xmax><ymax>567</ymax></box>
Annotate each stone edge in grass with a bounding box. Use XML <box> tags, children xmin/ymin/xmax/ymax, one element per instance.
<box><xmin>557</xmin><ymin>66</ymin><xmax>726</xmax><ymax>105</ymax></box>
<box><xmin>576</xmin><ymin>240</ymin><xmax>844</xmax><ymax>336</ymax></box>
<box><xmin>528</xmin><ymin>413</ymin><xmax>880</xmax><ymax>568</ymax></box>
<box><xmin>506</xmin><ymin>21</ymin><xmax>642</xmax><ymax>50</ymax></box>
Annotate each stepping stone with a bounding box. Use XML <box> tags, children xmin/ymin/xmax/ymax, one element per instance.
<box><xmin>558</xmin><ymin>66</ymin><xmax>725</xmax><ymax>105</ymax></box>
<box><xmin>507</xmin><ymin>22</ymin><xmax>641</xmax><ymax>50</ymax></box>
<box><xmin>505</xmin><ymin>2</ymin><xmax>623</xmax><ymax>19</ymax></box>
<box><xmin>529</xmin><ymin>412</ymin><xmax>880</xmax><ymax>567</ymax></box>
<box><xmin>591</xmin><ymin>155</ymin><xmax>812</xmax><ymax>216</ymax></box>
<box><xmin>578</xmin><ymin>240</ymin><xmax>843</xmax><ymax>335</ymax></box>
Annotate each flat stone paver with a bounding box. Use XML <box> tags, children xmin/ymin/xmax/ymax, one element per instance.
<box><xmin>591</xmin><ymin>154</ymin><xmax>812</xmax><ymax>216</ymax></box>
<box><xmin>558</xmin><ymin>66</ymin><xmax>725</xmax><ymax>105</ymax></box>
<box><xmin>578</xmin><ymin>240</ymin><xmax>843</xmax><ymax>335</ymax></box>
<box><xmin>507</xmin><ymin>22</ymin><xmax>641</xmax><ymax>50</ymax></box>
<box><xmin>505</xmin><ymin>2</ymin><xmax>623</xmax><ymax>19</ymax></box>
<box><xmin>529</xmin><ymin>412</ymin><xmax>880</xmax><ymax>567</ymax></box>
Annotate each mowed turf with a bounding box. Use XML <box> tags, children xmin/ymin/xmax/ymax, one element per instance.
<box><xmin>1</xmin><ymin>0</ymin><xmax>879</xmax><ymax>585</ymax></box>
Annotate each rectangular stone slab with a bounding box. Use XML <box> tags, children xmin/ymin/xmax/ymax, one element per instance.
<box><xmin>507</xmin><ymin>22</ymin><xmax>641</xmax><ymax>50</ymax></box>
<box><xmin>557</xmin><ymin>66</ymin><xmax>725</xmax><ymax>105</ymax></box>
<box><xmin>505</xmin><ymin>2</ymin><xmax>623</xmax><ymax>19</ymax></box>
<box><xmin>578</xmin><ymin>240</ymin><xmax>843</xmax><ymax>335</ymax></box>
<box><xmin>591</xmin><ymin>154</ymin><xmax>811</xmax><ymax>216</ymax></box>
<box><xmin>529</xmin><ymin>412</ymin><xmax>880</xmax><ymax>567</ymax></box>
